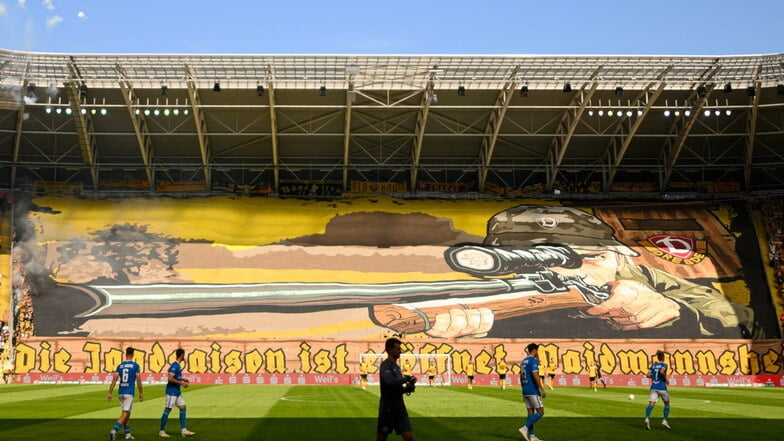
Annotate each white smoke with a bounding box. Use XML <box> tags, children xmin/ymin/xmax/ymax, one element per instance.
<box><xmin>41</xmin><ymin>0</ymin><xmax>54</xmax><ymax>11</ymax></box>
<box><xmin>76</xmin><ymin>10</ymin><xmax>86</xmax><ymax>20</ymax></box>
<box><xmin>23</xmin><ymin>94</ymin><xmax>38</xmax><ymax>104</ymax></box>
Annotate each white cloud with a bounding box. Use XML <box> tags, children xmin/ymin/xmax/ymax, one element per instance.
<box><xmin>42</xmin><ymin>0</ymin><xmax>54</xmax><ymax>11</ymax></box>
<box><xmin>77</xmin><ymin>10</ymin><xmax>86</xmax><ymax>20</ymax></box>
<box><xmin>0</xmin><ymin>3</ymin><xmax>7</xmax><ymax>16</ymax></box>
<box><xmin>18</xmin><ymin>0</ymin><xmax>26</xmax><ymax>7</ymax></box>
<box><xmin>45</xmin><ymin>14</ymin><xmax>61</xmax><ymax>28</ymax></box>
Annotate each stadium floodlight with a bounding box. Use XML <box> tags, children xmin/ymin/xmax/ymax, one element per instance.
<box><xmin>625</xmin><ymin>110</ymin><xmax>633</xmax><ymax>117</ymax></box>
<box><xmin>100</xmin><ymin>108</ymin><xmax>107</xmax><ymax>116</ymax></box>
<box><xmin>164</xmin><ymin>109</ymin><xmax>170</xmax><ymax>116</ymax></box>
<box><xmin>663</xmin><ymin>110</ymin><xmax>671</xmax><ymax>117</ymax></box>
<box><xmin>257</xmin><ymin>85</ymin><xmax>265</xmax><ymax>96</ymax></box>
<box><xmin>161</xmin><ymin>86</ymin><xmax>168</xmax><ymax>96</ymax></box>
<box><xmin>777</xmin><ymin>84</ymin><xmax>784</xmax><ymax>95</ymax></box>
<box><xmin>143</xmin><ymin>109</ymin><xmax>150</xmax><ymax>116</ymax></box>
<box><xmin>173</xmin><ymin>108</ymin><xmax>179</xmax><ymax>116</ymax></box>
<box><xmin>714</xmin><ymin>109</ymin><xmax>720</xmax><ymax>116</ymax></box>
<box><xmin>746</xmin><ymin>86</ymin><xmax>755</xmax><ymax>97</ymax></box>
<box><xmin>588</xmin><ymin>110</ymin><xmax>594</xmax><ymax>116</ymax></box>
<box><xmin>213</xmin><ymin>82</ymin><xmax>221</xmax><ymax>92</ymax></box>
<box><xmin>135</xmin><ymin>109</ymin><xmax>140</xmax><ymax>115</ymax></box>
<box><xmin>637</xmin><ymin>110</ymin><xmax>643</xmax><ymax>116</ymax></box>
<box><xmin>45</xmin><ymin>107</ymin><xmax>52</xmax><ymax>114</ymax></box>
<box><xmin>723</xmin><ymin>82</ymin><xmax>732</xmax><ymax>93</ymax></box>
<box><xmin>616</xmin><ymin>110</ymin><xmax>622</xmax><ymax>117</ymax></box>
<box><xmin>563</xmin><ymin>83</ymin><xmax>572</xmax><ymax>93</ymax></box>
<box><xmin>696</xmin><ymin>85</ymin><xmax>707</xmax><ymax>97</ymax></box>
<box><xmin>674</xmin><ymin>110</ymin><xmax>680</xmax><ymax>116</ymax></box>
<box><xmin>457</xmin><ymin>86</ymin><xmax>466</xmax><ymax>96</ymax></box>
<box><xmin>319</xmin><ymin>86</ymin><xmax>327</xmax><ymax>96</ymax></box>
<box><xmin>153</xmin><ymin>109</ymin><xmax>160</xmax><ymax>116</ymax></box>
<box><xmin>91</xmin><ymin>108</ymin><xmax>97</xmax><ymax>115</ymax></box>
<box><xmin>184</xmin><ymin>109</ymin><xmax>189</xmax><ymax>115</ymax></box>
<box><xmin>684</xmin><ymin>110</ymin><xmax>691</xmax><ymax>117</ymax></box>
<box><xmin>615</xmin><ymin>87</ymin><xmax>624</xmax><ymax>97</ymax></box>
<box><xmin>55</xmin><ymin>107</ymin><xmax>62</xmax><ymax>114</ymax></box>
<box><xmin>64</xmin><ymin>107</ymin><xmax>72</xmax><ymax>115</ymax></box>
<box><xmin>80</xmin><ymin>108</ymin><xmax>86</xmax><ymax>115</ymax></box>
<box><xmin>598</xmin><ymin>109</ymin><xmax>604</xmax><ymax>116</ymax></box>
<box><xmin>704</xmin><ymin>109</ymin><xmax>711</xmax><ymax>117</ymax></box>
<box><xmin>520</xmin><ymin>85</ymin><xmax>529</xmax><ymax>97</ymax></box>
<box><xmin>725</xmin><ymin>109</ymin><xmax>732</xmax><ymax>116</ymax></box>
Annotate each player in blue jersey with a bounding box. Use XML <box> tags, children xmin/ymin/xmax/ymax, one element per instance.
<box><xmin>159</xmin><ymin>348</ymin><xmax>196</xmax><ymax>437</ymax></box>
<box><xmin>644</xmin><ymin>350</ymin><xmax>671</xmax><ymax>430</ymax></box>
<box><xmin>518</xmin><ymin>343</ymin><xmax>546</xmax><ymax>441</ymax></box>
<box><xmin>107</xmin><ymin>347</ymin><xmax>143</xmax><ymax>440</ymax></box>
<box><xmin>376</xmin><ymin>337</ymin><xmax>417</xmax><ymax>441</ymax></box>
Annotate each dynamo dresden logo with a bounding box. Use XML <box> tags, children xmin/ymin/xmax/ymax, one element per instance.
<box><xmin>638</xmin><ymin>234</ymin><xmax>707</xmax><ymax>265</ymax></box>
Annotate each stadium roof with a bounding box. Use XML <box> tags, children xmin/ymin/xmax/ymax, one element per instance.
<box><xmin>2</xmin><ymin>49</ymin><xmax>784</xmax><ymax>196</ymax></box>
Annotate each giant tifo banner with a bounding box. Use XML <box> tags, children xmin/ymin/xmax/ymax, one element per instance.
<box><xmin>6</xmin><ymin>196</ymin><xmax>783</xmax><ymax>382</ymax></box>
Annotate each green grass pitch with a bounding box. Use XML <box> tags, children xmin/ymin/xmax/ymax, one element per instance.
<box><xmin>1</xmin><ymin>384</ymin><xmax>782</xmax><ymax>440</ymax></box>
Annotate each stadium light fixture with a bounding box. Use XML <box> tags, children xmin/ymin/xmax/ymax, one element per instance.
<box><xmin>684</xmin><ymin>110</ymin><xmax>691</xmax><ymax>117</ymax></box>
<box><xmin>587</xmin><ymin>110</ymin><xmax>594</xmax><ymax>116</ymax></box>
<box><xmin>55</xmin><ymin>107</ymin><xmax>62</xmax><ymax>114</ymax></box>
<box><xmin>674</xmin><ymin>110</ymin><xmax>680</xmax><ymax>117</ymax></box>
<box><xmin>213</xmin><ymin>82</ymin><xmax>221</xmax><ymax>92</ymax></box>
<box><xmin>164</xmin><ymin>109</ymin><xmax>170</xmax><ymax>116</ymax></box>
<box><xmin>183</xmin><ymin>109</ymin><xmax>189</xmax><ymax>115</ymax></box>
<box><xmin>153</xmin><ymin>109</ymin><xmax>160</xmax><ymax>116</ymax></box>
<box><xmin>703</xmin><ymin>109</ymin><xmax>711</xmax><ymax>117</ymax></box>
<box><xmin>143</xmin><ymin>109</ymin><xmax>150</xmax><ymax>116</ymax></box>
<box><xmin>625</xmin><ymin>110</ymin><xmax>633</xmax><ymax>117</ymax></box>
<box><xmin>615</xmin><ymin>87</ymin><xmax>624</xmax><ymax>97</ymax></box>
<box><xmin>319</xmin><ymin>86</ymin><xmax>327</xmax><ymax>96</ymax></box>
<box><xmin>80</xmin><ymin>108</ymin><xmax>87</xmax><ymax>115</ymax></box>
<box><xmin>45</xmin><ymin>107</ymin><xmax>52</xmax><ymax>114</ymax></box>
<box><xmin>173</xmin><ymin>109</ymin><xmax>180</xmax><ymax>116</ymax></box>
<box><xmin>725</xmin><ymin>109</ymin><xmax>732</xmax><ymax>116</ymax></box>
<box><xmin>520</xmin><ymin>85</ymin><xmax>529</xmax><ymax>97</ymax></box>
<box><xmin>457</xmin><ymin>86</ymin><xmax>466</xmax><ymax>96</ymax></box>
<box><xmin>714</xmin><ymin>109</ymin><xmax>721</xmax><ymax>116</ymax></box>
<box><xmin>616</xmin><ymin>110</ymin><xmax>622</xmax><ymax>117</ymax></box>
<box><xmin>257</xmin><ymin>85</ymin><xmax>265</xmax><ymax>96</ymax></box>
<box><xmin>100</xmin><ymin>108</ymin><xmax>107</xmax><ymax>116</ymax></box>
<box><xmin>746</xmin><ymin>86</ymin><xmax>755</xmax><ymax>97</ymax></box>
<box><xmin>637</xmin><ymin>110</ymin><xmax>643</xmax><ymax>116</ymax></box>
<box><xmin>91</xmin><ymin>108</ymin><xmax>97</xmax><ymax>115</ymax></box>
<box><xmin>64</xmin><ymin>107</ymin><xmax>72</xmax><ymax>115</ymax></box>
<box><xmin>663</xmin><ymin>110</ymin><xmax>671</xmax><ymax>117</ymax></box>
<box><xmin>723</xmin><ymin>82</ymin><xmax>732</xmax><ymax>93</ymax></box>
<box><xmin>563</xmin><ymin>83</ymin><xmax>572</xmax><ymax>93</ymax></box>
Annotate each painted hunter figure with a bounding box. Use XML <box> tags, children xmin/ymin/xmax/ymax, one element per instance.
<box><xmin>375</xmin><ymin>205</ymin><xmax>761</xmax><ymax>339</ymax></box>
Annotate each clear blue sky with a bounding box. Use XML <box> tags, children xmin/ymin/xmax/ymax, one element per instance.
<box><xmin>0</xmin><ymin>0</ymin><xmax>782</xmax><ymax>55</ymax></box>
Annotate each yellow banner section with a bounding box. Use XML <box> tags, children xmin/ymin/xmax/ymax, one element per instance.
<box><xmin>0</xmin><ymin>254</ymin><xmax>9</xmax><ymax>321</ymax></box>
<box><xmin>12</xmin><ymin>338</ymin><xmax>783</xmax><ymax>376</ymax></box>
<box><xmin>349</xmin><ymin>181</ymin><xmax>407</xmax><ymax>194</ymax></box>
<box><xmin>33</xmin><ymin>181</ymin><xmax>84</xmax><ymax>195</ymax></box>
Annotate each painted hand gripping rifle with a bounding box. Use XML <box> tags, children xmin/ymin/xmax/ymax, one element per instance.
<box><xmin>75</xmin><ymin>245</ymin><xmax>608</xmax><ymax>334</ymax></box>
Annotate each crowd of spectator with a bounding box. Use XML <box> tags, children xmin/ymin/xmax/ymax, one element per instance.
<box><xmin>12</xmin><ymin>253</ymin><xmax>35</xmax><ymax>340</ymax></box>
<box><xmin>758</xmin><ymin>196</ymin><xmax>784</xmax><ymax>330</ymax></box>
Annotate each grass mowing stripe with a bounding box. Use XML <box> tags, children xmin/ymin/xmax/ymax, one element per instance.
<box><xmin>0</xmin><ymin>385</ymin><xmax>782</xmax><ymax>440</ymax></box>
<box><xmin>0</xmin><ymin>384</ymin><xmax>107</xmax><ymax>404</ymax></box>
